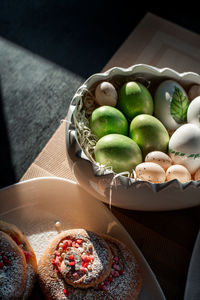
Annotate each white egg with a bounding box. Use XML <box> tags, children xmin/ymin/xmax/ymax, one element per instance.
<box><xmin>145</xmin><ymin>151</ymin><xmax>172</xmax><ymax>171</ymax></box>
<box><xmin>135</xmin><ymin>162</ymin><xmax>166</xmax><ymax>183</ymax></box>
<box><xmin>154</xmin><ymin>80</ymin><xmax>189</xmax><ymax>130</ymax></box>
<box><xmin>95</xmin><ymin>82</ymin><xmax>117</xmax><ymax>106</ymax></box>
<box><xmin>166</xmin><ymin>165</ymin><xmax>191</xmax><ymax>183</ymax></box>
<box><xmin>169</xmin><ymin>124</ymin><xmax>200</xmax><ymax>174</ymax></box>
<box><xmin>187</xmin><ymin>96</ymin><xmax>200</xmax><ymax>127</ymax></box>
<box><xmin>194</xmin><ymin>168</ymin><xmax>200</xmax><ymax>181</ymax></box>
<box><xmin>188</xmin><ymin>85</ymin><xmax>200</xmax><ymax>101</ymax></box>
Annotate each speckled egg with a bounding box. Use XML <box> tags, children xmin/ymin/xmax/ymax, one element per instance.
<box><xmin>145</xmin><ymin>151</ymin><xmax>172</xmax><ymax>171</ymax></box>
<box><xmin>166</xmin><ymin>165</ymin><xmax>191</xmax><ymax>183</ymax></box>
<box><xmin>169</xmin><ymin>123</ymin><xmax>200</xmax><ymax>174</ymax></box>
<box><xmin>154</xmin><ymin>80</ymin><xmax>189</xmax><ymax>130</ymax></box>
<box><xmin>187</xmin><ymin>96</ymin><xmax>200</xmax><ymax>127</ymax></box>
<box><xmin>135</xmin><ymin>162</ymin><xmax>166</xmax><ymax>183</ymax></box>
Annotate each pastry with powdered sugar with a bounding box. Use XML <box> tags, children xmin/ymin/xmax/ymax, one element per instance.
<box><xmin>0</xmin><ymin>220</ymin><xmax>37</xmax><ymax>299</ymax></box>
<box><xmin>38</xmin><ymin>229</ymin><xmax>142</xmax><ymax>299</ymax></box>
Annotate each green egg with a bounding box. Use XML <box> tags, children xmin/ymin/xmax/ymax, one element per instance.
<box><xmin>89</xmin><ymin>106</ymin><xmax>128</xmax><ymax>139</ymax></box>
<box><xmin>129</xmin><ymin>114</ymin><xmax>169</xmax><ymax>157</ymax></box>
<box><xmin>118</xmin><ymin>81</ymin><xmax>154</xmax><ymax>121</ymax></box>
<box><xmin>94</xmin><ymin>134</ymin><xmax>142</xmax><ymax>173</ymax></box>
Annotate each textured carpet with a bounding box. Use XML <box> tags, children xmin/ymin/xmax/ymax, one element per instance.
<box><xmin>0</xmin><ymin>37</ymin><xmax>83</xmax><ymax>186</ymax></box>
<box><xmin>0</xmin><ymin>1</ymin><xmax>200</xmax><ymax>188</ymax></box>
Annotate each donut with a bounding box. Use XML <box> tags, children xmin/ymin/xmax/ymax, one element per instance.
<box><xmin>0</xmin><ymin>220</ymin><xmax>37</xmax><ymax>299</ymax></box>
<box><xmin>38</xmin><ymin>229</ymin><xmax>142</xmax><ymax>299</ymax></box>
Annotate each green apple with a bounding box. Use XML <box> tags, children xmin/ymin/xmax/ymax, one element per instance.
<box><xmin>94</xmin><ymin>134</ymin><xmax>142</xmax><ymax>173</ymax></box>
<box><xmin>118</xmin><ymin>81</ymin><xmax>154</xmax><ymax>121</ymax></box>
<box><xmin>129</xmin><ymin>114</ymin><xmax>169</xmax><ymax>157</ymax></box>
<box><xmin>89</xmin><ymin>106</ymin><xmax>128</xmax><ymax>139</ymax></box>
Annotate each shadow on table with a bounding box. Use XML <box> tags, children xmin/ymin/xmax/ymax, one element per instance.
<box><xmin>0</xmin><ymin>77</ymin><xmax>16</xmax><ymax>188</ymax></box>
<box><xmin>110</xmin><ymin>205</ymin><xmax>200</xmax><ymax>300</ymax></box>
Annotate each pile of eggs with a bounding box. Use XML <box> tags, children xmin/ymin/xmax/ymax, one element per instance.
<box><xmin>85</xmin><ymin>79</ymin><xmax>200</xmax><ymax>184</ymax></box>
<box><xmin>136</xmin><ymin>151</ymin><xmax>193</xmax><ymax>183</ymax></box>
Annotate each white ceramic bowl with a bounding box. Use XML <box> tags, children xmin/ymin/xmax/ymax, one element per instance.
<box><xmin>66</xmin><ymin>64</ymin><xmax>200</xmax><ymax>211</ymax></box>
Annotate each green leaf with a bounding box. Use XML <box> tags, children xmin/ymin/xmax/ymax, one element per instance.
<box><xmin>170</xmin><ymin>86</ymin><xmax>189</xmax><ymax>124</ymax></box>
<box><xmin>188</xmin><ymin>154</ymin><xmax>195</xmax><ymax>158</ymax></box>
<box><xmin>180</xmin><ymin>153</ymin><xmax>185</xmax><ymax>156</ymax></box>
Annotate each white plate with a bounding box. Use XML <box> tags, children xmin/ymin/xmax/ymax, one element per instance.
<box><xmin>0</xmin><ymin>177</ymin><xmax>165</xmax><ymax>300</ymax></box>
<box><xmin>184</xmin><ymin>230</ymin><xmax>200</xmax><ymax>300</ymax></box>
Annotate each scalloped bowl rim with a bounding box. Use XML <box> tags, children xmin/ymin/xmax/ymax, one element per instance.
<box><xmin>74</xmin><ymin>64</ymin><xmax>200</xmax><ymax>93</ymax></box>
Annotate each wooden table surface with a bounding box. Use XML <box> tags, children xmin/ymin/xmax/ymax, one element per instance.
<box><xmin>21</xmin><ymin>13</ymin><xmax>200</xmax><ymax>300</ymax></box>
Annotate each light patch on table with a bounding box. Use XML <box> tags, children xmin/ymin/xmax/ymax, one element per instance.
<box><xmin>156</xmin><ymin>48</ymin><xmax>200</xmax><ymax>74</ymax></box>
<box><xmin>136</xmin><ymin>31</ymin><xmax>200</xmax><ymax>72</ymax></box>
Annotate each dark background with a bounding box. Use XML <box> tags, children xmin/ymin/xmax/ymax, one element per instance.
<box><xmin>0</xmin><ymin>1</ymin><xmax>200</xmax><ymax>188</ymax></box>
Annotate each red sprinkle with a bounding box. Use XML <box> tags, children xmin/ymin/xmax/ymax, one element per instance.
<box><xmin>82</xmin><ymin>261</ymin><xmax>89</xmax><ymax>268</ymax></box>
<box><xmin>63</xmin><ymin>289</ymin><xmax>69</xmax><ymax>296</ymax></box>
<box><xmin>119</xmin><ymin>269</ymin><xmax>124</xmax><ymax>275</ymax></box>
<box><xmin>0</xmin><ymin>262</ymin><xmax>4</xmax><ymax>269</ymax></box>
<box><xmin>52</xmin><ymin>257</ymin><xmax>61</xmax><ymax>267</ymax></box>
<box><xmin>69</xmin><ymin>261</ymin><xmax>75</xmax><ymax>266</ymax></box>
<box><xmin>85</xmin><ymin>256</ymin><xmax>91</xmax><ymax>262</ymax></box>
<box><xmin>76</xmin><ymin>239</ymin><xmax>83</xmax><ymax>245</ymax></box>
<box><xmin>108</xmin><ymin>276</ymin><xmax>113</xmax><ymax>282</ymax></box>
<box><xmin>98</xmin><ymin>284</ymin><xmax>104</xmax><ymax>290</ymax></box>
<box><xmin>81</xmin><ymin>254</ymin><xmax>87</xmax><ymax>261</ymax></box>
<box><xmin>3</xmin><ymin>256</ymin><xmax>10</xmax><ymax>266</ymax></box>
<box><xmin>23</xmin><ymin>250</ymin><xmax>32</xmax><ymax>260</ymax></box>
<box><xmin>62</xmin><ymin>244</ymin><xmax>67</xmax><ymax>250</ymax></box>
<box><xmin>83</xmin><ymin>262</ymin><xmax>88</xmax><ymax>268</ymax></box>
<box><xmin>68</xmin><ymin>255</ymin><xmax>74</xmax><ymax>260</ymax></box>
